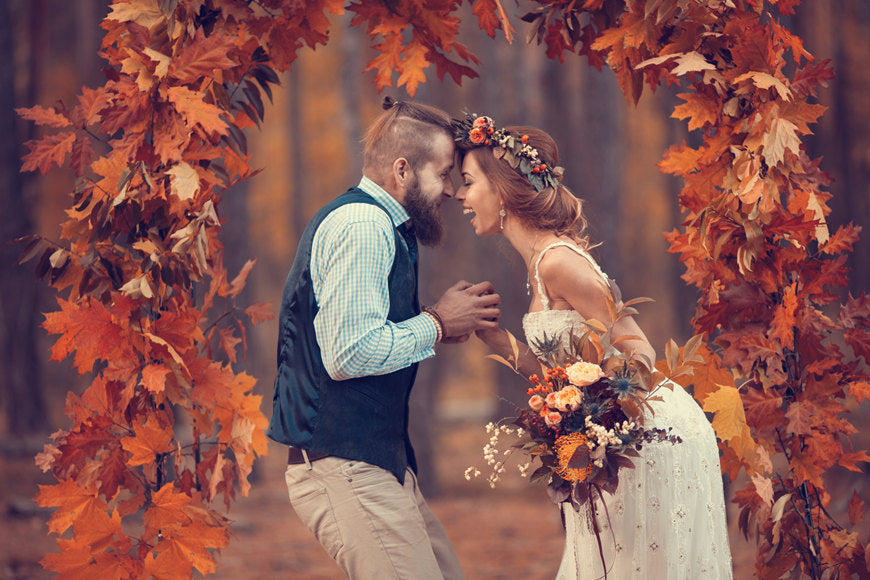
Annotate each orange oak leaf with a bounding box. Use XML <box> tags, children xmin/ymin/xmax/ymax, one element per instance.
<box><xmin>120</xmin><ymin>416</ymin><xmax>173</xmax><ymax>467</ymax></box>
<box><xmin>168</xmin><ymin>29</ymin><xmax>237</xmax><ymax>84</ymax></box>
<box><xmin>75</xmin><ymin>86</ymin><xmax>112</xmax><ymax>127</ymax></box>
<box><xmin>769</xmin><ymin>283</ymin><xmax>798</xmax><ymax>346</ymax></box>
<box><xmin>21</xmin><ymin>131</ymin><xmax>76</xmax><ymax>174</ymax></box>
<box><xmin>166</xmin><ymin>86</ymin><xmax>228</xmax><ymax>136</ymax></box>
<box><xmin>791</xmin><ymin>448</ymin><xmax>826</xmax><ymax>487</ymax></box>
<box><xmin>784</xmin><ymin>400</ymin><xmax>814</xmax><ymax>435</ymax></box>
<box><xmin>16</xmin><ymin>105</ymin><xmax>71</xmax><ymax>128</ymax></box>
<box><xmin>838</xmin><ymin>451</ymin><xmax>870</xmax><ymax>473</ymax></box>
<box><xmin>672</xmin><ymin>92</ymin><xmax>718</xmax><ymax>131</ymax></box>
<box><xmin>821</xmin><ymin>224</ymin><xmax>861</xmax><ymax>255</ymax></box>
<box><xmin>364</xmin><ymin>34</ymin><xmax>404</xmax><ymax>92</ymax></box>
<box><xmin>684</xmin><ymin>344</ymin><xmax>736</xmax><ymax>403</ymax></box>
<box><xmin>141</xmin><ymin>363</ymin><xmax>170</xmax><ymax>393</ymax></box>
<box><xmin>472</xmin><ymin>0</ymin><xmax>505</xmax><ymax>39</ymax></box>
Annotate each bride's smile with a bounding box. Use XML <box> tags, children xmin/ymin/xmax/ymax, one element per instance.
<box><xmin>456</xmin><ymin>152</ymin><xmax>502</xmax><ymax>236</ymax></box>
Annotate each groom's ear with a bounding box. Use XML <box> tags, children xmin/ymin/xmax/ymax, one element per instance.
<box><xmin>393</xmin><ymin>157</ymin><xmax>411</xmax><ymax>186</ymax></box>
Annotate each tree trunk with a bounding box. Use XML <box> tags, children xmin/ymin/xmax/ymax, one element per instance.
<box><xmin>0</xmin><ymin>0</ymin><xmax>47</xmax><ymax>439</ymax></box>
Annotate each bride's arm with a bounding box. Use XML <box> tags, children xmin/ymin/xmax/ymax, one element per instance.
<box><xmin>537</xmin><ymin>250</ymin><xmax>657</xmax><ymax>369</ymax></box>
<box><xmin>475</xmin><ymin>327</ymin><xmax>543</xmax><ymax>378</ymax></box>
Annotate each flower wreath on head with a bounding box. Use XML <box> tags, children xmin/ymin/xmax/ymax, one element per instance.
<box><xmin>452</xmin><ymin>112</ymin><xmax>565</xmax><ymax>192</ymax></box>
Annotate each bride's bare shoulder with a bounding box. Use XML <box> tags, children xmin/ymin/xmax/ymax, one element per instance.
<box><xmin>536</xmin><ymin>245</ymin><xmax>604</xmax><ymax>293</ymax></box>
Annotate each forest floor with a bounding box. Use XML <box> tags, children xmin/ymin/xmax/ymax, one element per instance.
<box><xmin>3</xmin><ymin>426</ymin><xmax>759</xmax><ymax>580</ymax></box>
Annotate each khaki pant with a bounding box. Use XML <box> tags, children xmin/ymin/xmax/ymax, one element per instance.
<box><xmin>284</xmin><ymin>455</ymin><xmax>465</xmax><ymax>579</ymax></box>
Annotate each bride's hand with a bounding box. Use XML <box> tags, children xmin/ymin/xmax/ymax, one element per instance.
<box><xmin>474</xmin><ymin>325</ymin><xmax>502</xmax><ymax>346</ymax></box>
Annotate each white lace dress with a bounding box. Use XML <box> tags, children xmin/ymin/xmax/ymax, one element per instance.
<box><xmin>522</xmin><ymin>242</ymin><xmax>732</xmax><ymax>579</ymax></box>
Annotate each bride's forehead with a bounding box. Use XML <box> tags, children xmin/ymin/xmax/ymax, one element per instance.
<box><xmin>461</xmin><ymin>153</ymin><xmax>483</xmax><ymax>172</ymax></box>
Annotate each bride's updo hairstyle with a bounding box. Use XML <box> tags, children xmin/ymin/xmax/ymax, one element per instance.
<box><xmin>464</xmin><ymin>125</ymin><xmax>589</xmax><ymax>245</ymax></box>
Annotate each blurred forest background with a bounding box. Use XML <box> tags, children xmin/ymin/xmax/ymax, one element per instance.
<box><xmin>1</xmin><ymin>1</ymin><xmax>869</xmax><ymax>568</ymax></box>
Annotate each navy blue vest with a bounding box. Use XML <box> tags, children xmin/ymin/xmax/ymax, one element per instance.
<box><xmin>267</xmin><ymin>188</ymin><xmax>419</xmax><ymax>483</ymax></box>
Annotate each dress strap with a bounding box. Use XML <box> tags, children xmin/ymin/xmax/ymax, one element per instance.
<box><xmin>533</xmin><ymin>241</ymin><xmax>608</xmax><ymax>310</ymax></box>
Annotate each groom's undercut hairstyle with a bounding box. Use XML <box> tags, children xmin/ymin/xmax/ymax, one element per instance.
<box><xmin>363</xmin><ymin>98</ymin><xmax>453</xmax><ymax>182</ymax></box>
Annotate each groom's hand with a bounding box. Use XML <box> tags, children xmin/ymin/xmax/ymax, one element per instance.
<box><xmin>431</xmin><ymin>280</ymin><xmax>501</xmax><ymax>339</ymax></box>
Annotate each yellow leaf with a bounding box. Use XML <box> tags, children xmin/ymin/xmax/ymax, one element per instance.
<box><xmin>144</xmin><ymin>47</ymin><xmax>171</xmax><ymax>78</ymax></box>
<box><xmin>734</xmin><ymin>71</ymin><xmax>791</xmax><ymax>101</ymax></box>
<box><xmin>107</xmin><ymin>0</ymin><xmax>166</xmax><ymax>31</ymax></box>
<box><xmin>702</xmin><ymin>383</ymin><xmax>749</xmax><ymax>442</ymax></box>
<box><xmin>672</xmin><ymin>51</ymin><xmax>716</xmax><ymax>76</ymax></box>
<box><xmin>762</xmin><ymin>117</ymin><xmax>800</xmax><ymax>168</ymax></box>
<box><xmin>166</xmin><ymin>162</ymin><xmax>201</xmax><ymax>201</ymax></box>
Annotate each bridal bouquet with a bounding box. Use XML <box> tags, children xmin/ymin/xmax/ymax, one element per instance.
<box><xmin>466</xmin><ymin>322</ymin><xmax>682</xmax><ymax>512</ymax></box>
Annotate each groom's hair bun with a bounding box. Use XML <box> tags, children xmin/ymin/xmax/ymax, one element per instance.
<box><xmin>362</xmin><ymin>98</ymin><xmax>452</xmax><ymax>181</ymax></box>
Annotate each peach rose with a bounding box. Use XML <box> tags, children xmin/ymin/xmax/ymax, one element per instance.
<box><xmin>528</xmin><ymin>395</ymin><xmax>545</xmax><ymax>411</ymax></box>
<box><xmin>566</xmin><ymin>361</ymin><xmax>605</xmax><ymax>387</ymax></box>
<box><xmin>469</xmin><ymin>127</ymin><xmax>486</xmax><ymax>144</ymax></box>
<box><xmin>473</xmin><ymin>115</ymin><xmax>492</xmax><ymax>128</ymax></box>
<box><xmin>544</xmin><ymin>412</ymin><xmax>563</xmax><ymax>427</ymax></box>
<box><xmin>545</xmin><ymin>392</ymin><xmax>558</xmax><ymax>408</ymax></box>
<box><xmin>553</xmin><ymin>385</ymin><xmax>584</xmax><ymax>412</ymax></box>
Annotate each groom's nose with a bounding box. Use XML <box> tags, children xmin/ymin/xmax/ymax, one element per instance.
<box><xmin>442</xmin><ymin>175</ymin><xmax>456</xmax><ymax>198</ymax></box>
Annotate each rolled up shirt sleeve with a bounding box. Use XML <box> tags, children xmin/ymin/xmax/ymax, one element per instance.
<box><xmin>311</xmin><ymin>204</ymin><xmax>437</xmax><ymax>381</ymax></box>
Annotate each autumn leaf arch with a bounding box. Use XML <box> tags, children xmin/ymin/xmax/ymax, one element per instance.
<box><xmin>16</xmin><ymin>0</ymin><xmax>870</xmax><ymax>577</ymax></box>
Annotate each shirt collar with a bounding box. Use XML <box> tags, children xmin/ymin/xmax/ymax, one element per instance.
<box><xmin>358</xmin><ymin>176</ymin><xmax>410</xmax><ymax>228</ymax></box>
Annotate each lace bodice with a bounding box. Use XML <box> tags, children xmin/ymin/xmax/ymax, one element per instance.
<box><xmin>520</xmin><ymin>241</ymin><xmax>732</xmax><ymax>578</ymax></box>
<box><xmin>522</xmin><ymin>241</ymin><xmax>612</xmax><ymax>359</ymax></box>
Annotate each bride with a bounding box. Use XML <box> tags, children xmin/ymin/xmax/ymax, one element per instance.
<box><xmin>453</xmin><ymin>114</ymin><xmax>732</xmax><ymax>578</ymax></box>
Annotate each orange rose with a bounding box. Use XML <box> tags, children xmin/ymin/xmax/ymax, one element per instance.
<box><xmin>566</xmin><ymin>361</ymin><xmax>605</xmax><ymax>387</ymax></box>
<box><xmin>553</xmin><ymin>385</ymin><xmax>583</xmax><ymax>412</ymax></box>
<box><xmin>469</xmin><ymin>127</ymin><xmax>485</xmax><ymax>144</ymax></box>
<box><xmin>528</xmin><ymin>395</ymin><xmax>545</xmax><ymax>411</ymax></box>
<box><xmin>473</xmin><ymin>115</ymin><xmax>491</xmax><ymax>128</ymax></box>
<box><xmin>545</xmin><ymin>392</ymin><xmax>558</xmax><ymax>408</ymax></box>
<box><xmin>545</xmin><ymin>412</ymin><xmax>563</xmax><ymax>427</ymax></box>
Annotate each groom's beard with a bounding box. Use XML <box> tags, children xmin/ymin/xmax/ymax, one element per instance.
<box><xmin>403</xmin><ymin>178</ymin><xmax>444</xmax><ymax>247</ymax></box>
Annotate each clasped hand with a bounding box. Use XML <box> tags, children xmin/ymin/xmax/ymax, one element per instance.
<box><xmin>430</xmin><ymin>281</ymin><xmax>500</xmax><ymax>343</ymax></box>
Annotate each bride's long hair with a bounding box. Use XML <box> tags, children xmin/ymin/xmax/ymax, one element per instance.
<box><xmin>463</xmin><ymin>126</ymin><xmax>590</xmax><ymax>247</ymax></box>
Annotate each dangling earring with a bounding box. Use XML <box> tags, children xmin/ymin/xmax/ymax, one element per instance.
<box><xmin>499</xmin><ymin>208</ymin><xmax>506</xmax><ymax>230</ymax></box>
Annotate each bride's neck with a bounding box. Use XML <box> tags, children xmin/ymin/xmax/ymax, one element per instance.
<box><xmin>504</xmin><ymin>224</ymin><xmax>551</xmax><ymax>266</ymax></box>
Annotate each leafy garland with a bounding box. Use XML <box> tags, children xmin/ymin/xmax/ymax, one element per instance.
<box><xmin>17</xmin><ymin>0</ymin><xmax>870</xmax><ymax>577</ymax></box>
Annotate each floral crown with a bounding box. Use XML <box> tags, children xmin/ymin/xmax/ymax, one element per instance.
<box><xmin>452</xmin><ymin>112</ymin><xmax>564</xmax><ymax>192</ymax></box>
